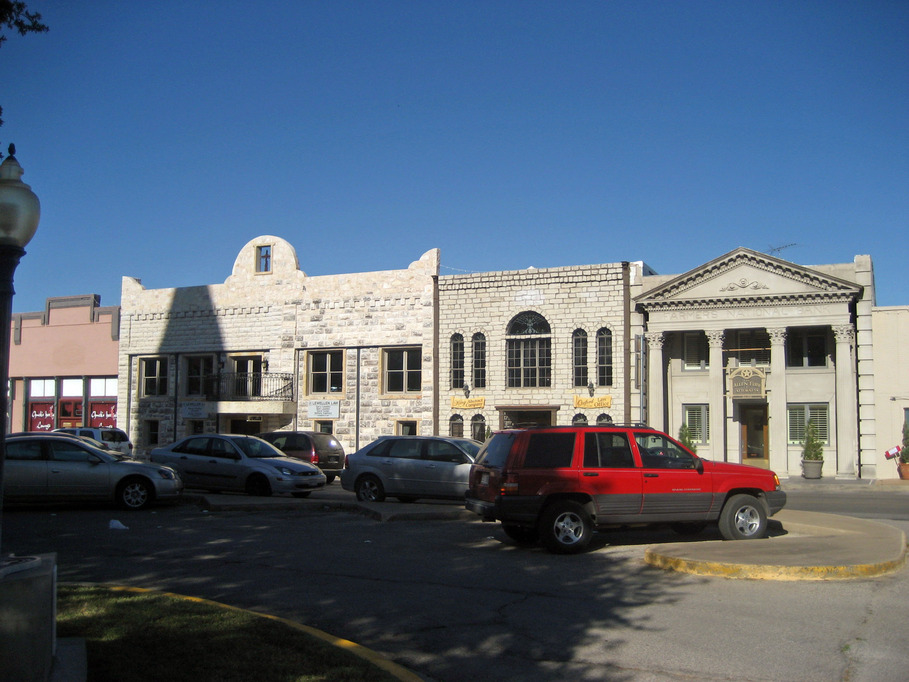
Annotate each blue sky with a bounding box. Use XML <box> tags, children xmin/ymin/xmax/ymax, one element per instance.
<box><xmin>2</xmin><ymin>1</ymin><xmax>906</xmax><ymax>313</ymax></box>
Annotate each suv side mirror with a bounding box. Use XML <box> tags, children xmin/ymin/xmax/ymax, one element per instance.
<box><xmin>694</xmin><ymin>458</ymin><xmax>704</xmax><ymax>474</ymax></box>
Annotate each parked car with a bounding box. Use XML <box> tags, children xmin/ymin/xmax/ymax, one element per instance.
<box><xmin>340</xmin><ymin>435</ymin><xmax>482</xmax><ymax>503</ymax></box>
<box><xmin>3</xmin><ymin>432</ymin><xmax>183</xmax><ymax>510</ymax></box>
<box><xmin>54</xmin><ymin>427</ymin><xmax>133</xmax><ymax>457</ymax></box>
<box><xmin>150</xmin><ymin>434</ymin><xmax>326</xmax><ymax>497</ymax></box>
<box><xmin>466</xmin><ymin>424</ymin><xmax>787</xmax><ymax>553</ymax></box>
<box><xmin>258</xmin><ymin>431</ymin><xmax>345</xmax><ymax>483</ymax></box>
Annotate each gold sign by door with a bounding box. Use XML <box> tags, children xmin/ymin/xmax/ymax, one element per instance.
<box><xmin>727</xmin><ymin>367</ymin><xmax>766</xmax><ymax>399</ymax></box>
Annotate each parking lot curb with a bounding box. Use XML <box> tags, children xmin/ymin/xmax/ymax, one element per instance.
<box><xmin>102</xmin><ymin>585</ymin><xmax>424</xmax><ymax>682</ymax></box>
<box><xmin>644</xmin><ymin>511</ymin><xmax>908</xmax><ymax>580</ymax></box>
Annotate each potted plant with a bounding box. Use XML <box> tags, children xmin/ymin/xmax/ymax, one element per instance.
<box><xmin>678</xmin><ymin>423</ymin><xmax>697</xmax><ymax>453</ymax></box>
<box><xmin>801</xmin><ymin>419</ymin><xmax>824</xmax><ymax>479</ymax></box>
<box><xmin>899</xmin><ymin>422</ymin><xmax>909</xmax><ymax>480</ymax></box>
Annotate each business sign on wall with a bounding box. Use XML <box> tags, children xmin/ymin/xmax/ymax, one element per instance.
<box><xmin>308</xmin><ymin>400</ymin><xmax>341</xmax><ymax>419</ymax></box>
<box><xmin>727</xmin><ymin>367</ymin><xmax>766</xmax><ymax>399</ymax></box>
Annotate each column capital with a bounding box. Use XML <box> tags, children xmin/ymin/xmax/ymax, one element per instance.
<box><xmin>833</xmin><ymin>324</ymin><xmax>855</xmax><ymax>345</ymax></box>
<box><xmin>766</xmin><ymin>327</ymin><xmax>787</xmax><ymax>345</ymax></box>
<box><xmin>706</xmin><ymin>330</ymin><xmax>725</xmax><ymax>347</ymax></box>
<box><xmin>644</xmin><ymin>331</ymin><xmax>665</xmax><ymax>349</ymax></box>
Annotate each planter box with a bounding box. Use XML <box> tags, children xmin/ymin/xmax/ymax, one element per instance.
<box><xmin>801</xmin><ymin>459</ymin><xmax>823</xmax><ymax>479</ymax></box>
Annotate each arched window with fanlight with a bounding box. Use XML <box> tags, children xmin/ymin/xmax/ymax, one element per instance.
<box><xmin>449</xmin><ymin>414</ymin><xmax>464</xmax><ymax>438</ymax></box>
<box><xmin>506</xmin><ymin>311</ymin><xmax>551</xmax><ymax>388</ymax></box>
<box><xmin>572</xmin><ymin>413</ymin><xmax>588</xmax><ymax>426</ymax></box>
<box><xmin>471</xmin><ymin>414</ymin><xmax>487</xmax><ymax>441</ymax></box>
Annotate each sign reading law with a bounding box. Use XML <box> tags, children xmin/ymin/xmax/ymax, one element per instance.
<box><xmin>728</xmin><ymin>367</ymin><xmax>766</xmax><ymax>399</ymax></box>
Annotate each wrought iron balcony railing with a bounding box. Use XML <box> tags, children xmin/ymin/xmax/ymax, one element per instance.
<box><xmin>190</xmin><ymin>372</ymin><xmax>294</xmax><ymax>402</ymax></box>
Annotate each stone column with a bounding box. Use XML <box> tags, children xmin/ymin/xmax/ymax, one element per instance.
<box><xmin>767</xmin><ymin>328</ymin><xmax>789</xmax><ymax>475</ymax></box>
<box><xmin>706</xmin><ymin>330</ymin><xmax>725</xmax><ymax>461</ymax></box>
<box><xmin>834</xmin><ymin>324</ymin><xmax>858</xmax><ymax>478</ymax></box>
<box><xmin>645</xmin><ymin>331</ymin><xmax>665</xmax><ymax>431</ymax></box>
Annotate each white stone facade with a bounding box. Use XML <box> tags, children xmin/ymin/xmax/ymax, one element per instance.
<box><xmin>119</xmin><ymin>236</ymin><xmax>438</xmax><ymax>456</ymax></box>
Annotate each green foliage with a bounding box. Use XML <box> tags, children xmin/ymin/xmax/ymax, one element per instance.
<box><xmin>900</xmin><ymin>421</ymin><xmax>909</xmax><ymax>463</ymax></box>
<box><xmin>801</xmin><ymin>420</ymin><xmax>824</xmax><ymax>461</ymax></box>
<box><xmin>678</xmin><ymin>423</ymin><xmax>696</xmax><ymax>453</ymax></box>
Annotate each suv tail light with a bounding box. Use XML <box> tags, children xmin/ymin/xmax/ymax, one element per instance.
<box><xmin>500</xmin><ymin>473</ymin><xmax>519</xmax><ymax>495</ymax></box>
<box><xmin>310</xmin><ymin>447</ymin><xmax>320</xmax><ymax>465</ymax></box>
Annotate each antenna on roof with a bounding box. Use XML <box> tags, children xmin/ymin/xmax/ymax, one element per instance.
<box><xmin>767</xmin><ymin>243</ymin><xmax>798</xmax><ymax>257</ymax></box>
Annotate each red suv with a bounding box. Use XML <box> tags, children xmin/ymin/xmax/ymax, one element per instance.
<box><xmin>465</xmin><ymin>425</ymin><xmax>786</xmax><ymax>553</ymax></box>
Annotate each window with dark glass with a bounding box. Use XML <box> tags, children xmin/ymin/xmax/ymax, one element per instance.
<box><xmin>683</xmin><ymin>332</ymin><xmax>708</xmax><ymax>370</ymax></box>
<box><xmin>256</xmin><ymin>245</ymin><xmax>272</xmax><ymax>273</ymax></box>
<box><xmin>572</xmin><ymin>329</ymin><xmax>588</xmax><ymax>387</ymax></box>
<box><xmin>471</xmin><ymin>414</ymin><xmax>486</xmax><ymax>441</ymax></box>
<box><xmin>472</xmin><ymin>333</ymin><xmax>486</xmax><ymax>388</ymax></box>
<box><xmin>506</xmin><ymin>311</ymin><xmax>551</xmax><ymax>388</ymax></box>
<box><xmin>449</xmin><ymin>414</ymin><xmax>464</xmax><ymax>437</ymax></box>
<box><xmin>727</xmin><ymin>329</ymin><xmax>770</xmax><ymax>366</ymax></box>
<box><xmin>450</xmin><ymin>334</ymin><xmax>464</xmax><ymax>389</ymax></box>
<box><xmin>385</xmin><ymin>348</ymin><xmax>421</xmax><ymax>393</ymax></box>
<box><xmin>142</xmin><ymin>358</ymin><xmax>168</xmax><ymax>396</ymax></box>
<box><xmin>787</xmin><ymin>328</ymin><xmax>827</xmax><ymax>367</ymax></box>
<box><xmin>186</xmin><ymin>356</ymin><xmax>214</xmax><ymax>396</ymax></box>
<box><xmin>310</xmin><ymin>350</ymin><xmax>343</xmax><ymax>393</ymax></box>
<box><xmin>597</xmin><ymin>327</ymin><xmax>613</xmax><ymax>386</ymax></box>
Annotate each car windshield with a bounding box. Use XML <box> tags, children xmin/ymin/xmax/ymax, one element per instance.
<box><xmin>234</xmin><ymin>437</ymin><xmax>284</xmax><ymax>458</ymax></box>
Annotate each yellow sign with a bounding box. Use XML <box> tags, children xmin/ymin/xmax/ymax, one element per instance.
<box><xmin>573</xmin><ymin>395</ymin><xmax>613</xmax><ymax>409</ymax></box>
<box><xmin>451</xmin><ymin>397</ymin><xmax>486</xmax><ymax>409</ymax></box>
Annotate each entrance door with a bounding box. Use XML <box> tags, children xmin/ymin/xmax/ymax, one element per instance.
<box><xmin>501</xmin><ymin>410</ymin><xmax>553</xmax><ymax>428</ymax></box>
<box><xmin>741</xmin><ymin>405</ymin><xmax>769</xmax><ymax>469</ymax></box>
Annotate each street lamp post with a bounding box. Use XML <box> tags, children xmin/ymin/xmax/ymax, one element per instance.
<box><xmin>0</xmin><ymin>144</ymin><xmax>41</xmax><ymax>574</ymax></box>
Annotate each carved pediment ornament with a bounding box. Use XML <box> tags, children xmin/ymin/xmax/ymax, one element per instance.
<box><xmin>719</xmin><ymin>278</ymin><xmax>769</xmax><ymax>292</ymax></box>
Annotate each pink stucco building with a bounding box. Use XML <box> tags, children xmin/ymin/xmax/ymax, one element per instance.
<box><xmin>8</xmin><ymin>295</ymin><xmax>120</xmax><ymax>432</ymax></box>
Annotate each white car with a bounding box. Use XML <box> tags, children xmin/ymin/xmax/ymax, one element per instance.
<box><xmin>54</xmin><ymin>427</ymin><xmax>133</xmax><ymax>457</ymax></box>
<box><xmin>150</xmin><ymin>434</ymin><xmax>326</xmax><ymax>497</ymax></box>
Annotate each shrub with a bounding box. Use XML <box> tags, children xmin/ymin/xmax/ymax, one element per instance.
<box><xmin>802</xmin><ymin>420</ymin><xmax>824</xmax><ymax>461</ymax></box>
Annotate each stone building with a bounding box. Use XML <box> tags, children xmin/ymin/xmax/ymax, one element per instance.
<box><xmin>9</xmin><ymin>295</ymin><xmax>120</xmax><ymax>432</ymax></box>
<box><xmin>633</xmin><ymin>248</ymin><xmax>875</xmax><ymax>480</ymax></box>
<box><xmin>437</xmin><ymin>261</ymin><xmax>647</xmax><ymax>438</ymax></box>
<box><xmin>119</xmin><ymin>236</ymin><xmax>438</xmax><ymax>456</ymax></box>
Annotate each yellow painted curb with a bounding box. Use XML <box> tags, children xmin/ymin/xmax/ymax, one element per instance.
<box><xmin>644</xmin><ymin>548</ymin><xmax>908</xmax><ymax>581</ymax></box>
<box><xmin>105</xmin><ymin>585</ymin><xmax>423</xmax><ymax>681</ymax></box>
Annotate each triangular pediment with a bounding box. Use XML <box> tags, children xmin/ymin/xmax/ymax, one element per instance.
<box><xmin>636</xmin><ymin>248</ymin><xmax>861</xmax><ymax>309</ymax></box>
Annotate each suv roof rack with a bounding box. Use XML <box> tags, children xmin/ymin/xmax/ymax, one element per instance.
<box><xmin>505</xmin><ymin>423</ymin><xmax>655</xmax><ymax>431</ymax></box>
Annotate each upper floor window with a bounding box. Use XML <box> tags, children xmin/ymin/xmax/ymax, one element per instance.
<box><xmin>683</xmin><ymin>332</ymin><xmax>708</xmax><ymax>370</ymax></box>
<box><xmin>787</xmin><ymin>328</ymin><xmax>827</xmax><ymax>368</ymax></box>
<box><xmin>472</xmin><ymin>333</ymin><xmax>487</xmax><ymax>389</ymax></box>
<box><xmin>141</xmin><ymin>357</ymin><xmax>168</xmax><ymax>397</ymax></box>
<box><xmin>185</xmin><ymin>356</ymin><xmax>215</xmax><ymax>397</ymax></box>
<box><xmin>506</xmin><ymin>311</ymin><xmax>551</xmax><ymax>388</ymax></box>
<box><xmin>450</xmin><ymin>334</ymin><xmax>465</xmax><ymax>389</ymax></box>
<box><xmin>727</xmin><ymin>329</ymin><xmax>770</xmax><ymax>366</ymax></box>
<box><xmin>256</xmin><ymin>245</ymin><xmax>272</xmax><ymax>273</ymax></box>
<box><xmin>597</xmin><ymin>327</ymin><xmax>613</xmax><ymax>387</ymax></box>
<box><xmin>385</xmin><ymin>348</ymin><xmax>422</xmax><ymax>393</ymax></box>
<box><xmin>572</xmin><ymin>329</ymin><xmax>588</xmax><ymax>388</ymax></box>
<box><xmin>310</xmin><ymin>350</ymin><xmax>344</xmax><ymax>393</ymax></box>
<box><xmin>233</xmin><ymin>355</ymin><xmax>263</xmax><ymax>397</ymax></box>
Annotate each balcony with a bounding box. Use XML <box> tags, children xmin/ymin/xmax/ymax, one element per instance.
<box><xmin>193</xmin><ymin>372</ymin><xmax>294</xmax><ymax>402</ymax></box>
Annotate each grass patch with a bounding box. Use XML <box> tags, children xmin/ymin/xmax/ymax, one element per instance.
<box><xmin>57</xmin><ymin>584</ymin><xmax>403</xmax><ymax>682</ymax></box>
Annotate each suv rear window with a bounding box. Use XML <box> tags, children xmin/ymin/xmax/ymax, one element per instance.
<box><xmin>524</xmin><ymin>432</ymin><xmax>576</xmax><ymax>468</ymax></box>
<box><xmin>475</xmin><ymin>433</ymin><xmax>516</xmax><ymax>467</ymax></box>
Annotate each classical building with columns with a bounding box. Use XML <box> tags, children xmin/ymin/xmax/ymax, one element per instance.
<box><xmin>633</xmin><ymin>248</ymin><xmax>875</xmax><ymax>480</ymax></box>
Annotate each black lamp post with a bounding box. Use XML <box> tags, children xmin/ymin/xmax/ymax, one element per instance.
<box><xmin>0</xmin><ymin>144</ymin><xmax>41</xmax><ymax>575</ymax></box>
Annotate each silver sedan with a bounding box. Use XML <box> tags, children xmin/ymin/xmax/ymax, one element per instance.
<box><xmin>3</xmin><ymin>433</ymin><xmax>183</xmax><ymax>510</ymax></box>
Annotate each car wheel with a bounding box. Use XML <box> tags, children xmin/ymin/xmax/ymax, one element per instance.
<box><xmin>540</xmin><ymin>500</ymin><xmax>593</xmax><ymax>554</ymax></box>
<box><xmin>502</xmin><ymin>524</ymin><xmax>540</xmax><ymax>546</ymax></box>
<box><xmin>718</xmin><ymin>494</ymin><xmax>767</xmax><ymax>540</ymax></box>
<box><xmin>117</xmin><ymin>477</ymin><xmax>154</xmax><ymax>510</ymax></box>
<box><xmin>245</xmin><ymin>474</ymin><xmax>272</xmax><ymax>497</ymax></box>
<box><xmin>325</xmin><ymin>475</ymin><xmax>336</xmax><ymax>484</ymax></box>
<box><xmin>670</xmin><ymin>522</ymin><xmax>709</xmax><ymax>536</ymax></box>
<box><xmin>355</xmin><ymin>475</ymin><xmax>385</xmax><ymax>502</ymax></box>
<box><xmin>292</xmin><ymin>492</ymin><xmax>311</xmax><ymax>498</ymax></box>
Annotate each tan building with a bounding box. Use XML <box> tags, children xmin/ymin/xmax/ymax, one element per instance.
<box><xmin>871</xmin><ymin>305</ymin><xmax>909</xmax><ymax>479</ymax></box>
<box><xmin>119</xmin><ymin>236</ymin><xmax>438</xmax><ymax>457</ymax></box>
<box><xmin>633</xmin><ymin>248</ymin><xmax>875</xmax><ymax>480</ymax></box>
<box><xmin>9</xmin><ymin>295</ymin><xmax>120</xmax><ymax>432</ymax></box>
